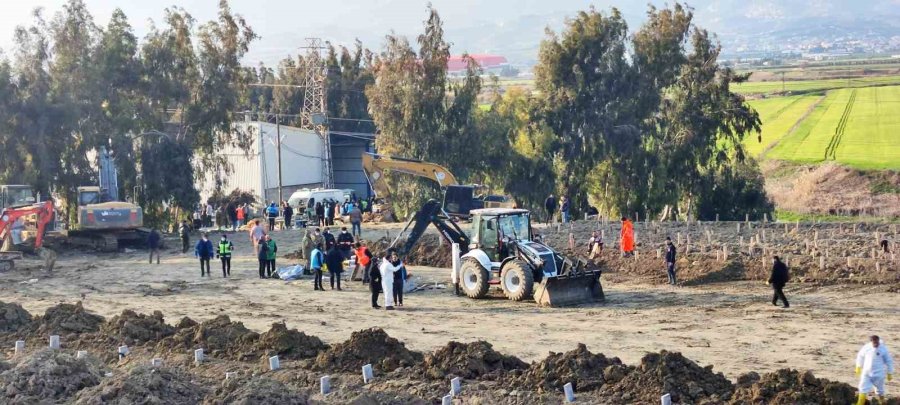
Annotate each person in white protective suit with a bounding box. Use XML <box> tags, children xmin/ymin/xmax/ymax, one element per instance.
<box><xmin>379</xmin><ymin>249</ymin><xmax>401</xmax><ymax>311</ymax></box>
<box><xmin>855</xmin><ymin>335</ymin><xmax>895</xmax><ymax>405</ymax></box>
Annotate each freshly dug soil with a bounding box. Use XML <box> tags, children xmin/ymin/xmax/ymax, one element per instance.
<box><xmin>0</xmin><ymin>349</ymin><xmax>102</xmax><ymax>404</ymax></box>
<box><xmin>30</xmin><ymin>301</ymin><xmax>104</xmax><ymax>335</ymax></box>
<box><xmin>0</xmin><ymin>301</ymin><xmax>33</xmax><ymax>333</ymax></box>
<box><xmin>514</xmin><ymin>343</ymin><xmax>622</xmax><ymax>393</ymax></box>
<box><xmin>729</xmin><ymin>368</ymin><xmax>857</xmax><ymax>405</ymax></box>
<box><xmin>314</xmin><ymin>328</ymin><xmax>422</xmax><ymax>373</ymax></box>
<box><xmin>371</xmin><ymin>234</ymin><xmax>451</xmax><ymax>267</ymax></box>
<box><xmin>599</xmin><ymin>350</ymin><xmax>734</xmax><ymax>404</ymax></box>
<box><xmin>156</xmin><ymin>315</ymin><xmax>259</xmax><ymax>360</ymax></box>
<box><xmin>203</xmin><ymin>377</ymin><xmax>309</xmax><ymax>405</ymax></box>
<box><xmin>100</xmin><ymin>309</ymin><xmax>176</xmax><ymax>346</ymax></box>
<box><xmin>420</xmin><ymin>340</ymin><xmax>527</xmax><ymax>380</ymax></box>
<box><xmin>74</xmin><ymin>366</ymin><xmax>207</xmax><ymax>405</ymax></box>
<box><xmin>251</xmin><ymin>321</ymin><xmax>328</xmax><ymax>360</ymax></box>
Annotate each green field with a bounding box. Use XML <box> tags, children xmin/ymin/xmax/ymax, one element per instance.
<box><xmin>755</xmin><ymin>85</ymin><xmax>900</xmax><ymax>169</ymax></box>
<box><xmin>733</xmin><ymin>75</ymin><xmax>900</xmax><ymax>95</ymax></box>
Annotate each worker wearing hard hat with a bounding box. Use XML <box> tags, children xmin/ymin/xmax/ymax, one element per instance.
<box><xmin>855</xmin><ymin>335</ymin><xmax>894</xmax><ymax>405</ymax></box>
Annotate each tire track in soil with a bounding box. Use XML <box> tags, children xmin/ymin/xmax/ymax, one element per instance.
<box><xmin>823</xmin><ymin>89</ymin><xmax>856</xmax><ymax>161</ymax></box>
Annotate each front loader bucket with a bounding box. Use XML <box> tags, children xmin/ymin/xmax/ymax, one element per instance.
<box><xmin>533</xmin><ymin>270</ymin><xmax>603</xmax><ymax>307</ymax></box>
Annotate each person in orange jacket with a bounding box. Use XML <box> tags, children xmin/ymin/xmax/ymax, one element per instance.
<box><xmin>620</xmin><ymin>217</ymin><xmax>634</xmax><ymax>257</ymax></box>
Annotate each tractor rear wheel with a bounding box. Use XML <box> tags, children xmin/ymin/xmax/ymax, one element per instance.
<box><xmin>460</xmin><ymin>258</ymin><xmax>490</xmax><ymax>299</ymax></box>
<box><xmin>501</xmin><ymin>260</ymin><xmax>534</xmax><ymax>301</ymax></box>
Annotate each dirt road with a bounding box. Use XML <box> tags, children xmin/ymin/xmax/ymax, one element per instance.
<box><xmin>0</xmin><ymin>225</ymin><xmax>897</xmax><ymax>391</ymax></box>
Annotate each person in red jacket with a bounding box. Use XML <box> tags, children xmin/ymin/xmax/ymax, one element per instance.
<box><xmin>620</xmin><ymin>217</ymin><xmax>634</xmax><ymax>257</ymax></box>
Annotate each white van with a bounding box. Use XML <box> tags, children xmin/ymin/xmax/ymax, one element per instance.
<box><xmin>287</xmin><ymin>188</ymin><xmax>346</xmax><ymax>213</ymax></box>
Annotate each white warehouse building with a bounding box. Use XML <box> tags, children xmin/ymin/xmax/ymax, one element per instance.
<box><xmin>200</xmin><ymin>121</ymin><xmax>372</xmax><ymax>205</ymax></box>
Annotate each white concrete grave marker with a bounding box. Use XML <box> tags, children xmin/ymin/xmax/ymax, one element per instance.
<box><xmin>14</xmin><ymin>340</ymin><xmax>24</xmax><ymax>355</ymax></box>
<box><xmin>320</xmin><ymin>375</ymin><xmax>331</xmax><ymax>395</ymax></box>
<box><xmin>225</xmin><ymin>372</ymin><xmax>237</xmax><ymax>380</ymax></box>
<box><xmin>151</xmin><ymin>358</ymin><xmax>162</xmax><ymax>367</ymax></box>
<box><xmin>661</xmin><ymin>393</ymin><xmax>672</xmax><ymax>405</ymax></box>
<box><xmin>441</xmin><ymin>394</ymin><xmax>452</xmax><ymax>405</ymax></box>
<box><xmin>563</xmin><ymin>382</ymin><xmax>576</xmax><ymax>402</ymax></box>
<box><xmin>450</xmin><ymin>377</ymin><xmax>462</xmax><ymax>396</ymax></box>
<box><xmin>362</xmin><ymin>364</ymin><xmax>374</xmax><ymax>383</ymax></box>
<box><xmin>194</xmin><ymin>348</ymin><xmax>204</xmax><ymax>363</ymax></box>
<box><xmin>118</xmin><ymin>345</ymin><xmax>129</xmax><ymax>359</ymax></box>
<box><xmin>49</xmin><ymin>335</ymin><xmax>60</xmax><ymax>350</ymax></box>
<box><xmin>269</xmin><ymin>356</ymin><xmax>280</xmax><ymax>371</ymax></box>
<box><xmin>76</xmin><ymin>350</ymin><xmax>88</xmax><ymax>359</ymax></box>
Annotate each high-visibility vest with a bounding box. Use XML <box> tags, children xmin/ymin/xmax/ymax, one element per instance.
<box><xmin>218</xmin><ymin>241</ymin><xmax>233</xmax><ymax>256</ymax></box>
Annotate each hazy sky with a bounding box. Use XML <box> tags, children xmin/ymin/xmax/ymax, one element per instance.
<box><xmin>1</xmin><ymin>0</ymin><xmax>898</xmax><ymax>65</ymax></box>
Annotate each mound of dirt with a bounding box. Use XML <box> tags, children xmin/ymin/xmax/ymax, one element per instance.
<box><xmin>100</xmin><ymin>309</ymin><xmax>176</xmax><ymax>346</ymax></box>
<box><xmin>729</xmin><ymin>369</ymin><xmax>856</xmax><ymax>405</ymax></box>
<box><xmin>0</xmin><ymin>349</ymin><xmax>102</xmax><ymax>404</ymax></box>
<box><xmin>0</xmin><ymin>301</ymin><xmax>33</xmax><ymax>333</ymax></box>
<box><xmin>156</xmin><ymin>315</ymin><xmax>259</xmax><ymax>360</ymax></box>
<box><xmin>314</xmin><ymin>328</ymin><xmax>422</xmax><ymax>373</ymax></box>
<box><xmin>31</xmin><ymin>301</ymin><xmax>104</xmax><ymax>335</ymax></box>
<box><xmin>371</xmin><ymin>233</ymin><xmax>451</xmax><ymax>267</ymax></box>
<box><xmin>600</xmin><ymin>350</ymin><xmax>734</xmax><ymax>404</ymax></box>
<box><xmin>74</xmin><ymin>366</ymin><xmax>206</xmax><ymax>405</ymax></box>
<box><xmin>420</xmin><ymin>340</ymin><xmax>527</xmax><ymax>380</ymax></box>
<box><xmin>515</xmin><ymin>343</ymin><xmax>622</xmax><ymax>393</ymax></box>
<box><xmin>203</xmin><ymin>377</ymin><xmax>309</xmax><ymax>405</ymax></box>
<box><xmin>252</xmin><ymin>321</ymin><xmax>328</xmax><ymax>360</ymax></box>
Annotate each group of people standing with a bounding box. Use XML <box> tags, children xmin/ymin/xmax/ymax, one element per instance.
<box><xmin>543</xmin><ymin>194</ymin><xmax>571</xmax><ymax>225</ymax></box>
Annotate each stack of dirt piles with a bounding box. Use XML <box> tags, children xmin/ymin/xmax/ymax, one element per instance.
<box><xmin>28</xmin><ymin>302</ymin><xmax>104</xmax><ymax>336</ymax></box>
<box><xmin>600</xmin><ymin>350</ymin><xmax>734</xmax><ymax>404</ymax></box>
<box><xmin>204</xmin><ymin>378</ymin><xmax>309</xmax><ymax>405</ymax></box>
<box><xmin>251</xmin><ymin>321</ymin><xmax>328</xmax><ymax>360</ymax></box>
<box><xmin>729</xmin><ymin>369</ymin><xmax>856</xmax><ymax>405</ymax></box>
<box><xmin>0</xmin><ymin>349</ymin><xmax>102</xmax><ymax>404</ymax></box>
<box><xmin>156</xmin><ymin>315</ymin><xmax>259</xmax><ymax>360</ymax></box>
<box><xmin>419</xmin><ymin>340</ymin><xmax>528</xmax><ymax>380</ymax></box>
<box><xmin>74</xmin><ymin>366</ymin><xmax>206</xmax><ymax>404</ymax></box>
<box><xmin>0</xmin><ymin>301</ymin><xmax>33</xmax><ymax>333</ymax></box>
<box><xmin>100</xmin><ymin>309</ymin><xmax>176</xmax><ymax>346</ymax></box>
<box><xmin>371</xmin><ymin>233</ymin><xmax>451</xmax><ymax>267</ymax></box>
<box><xmin>314</xmin><ymin>328</ymin><xmax>422</xmax><ymax>373</ymax></box>
<box><xmin>515</xmin><ymin>344</ymin><xmax>623</xmax><ymax>393</ymax></box>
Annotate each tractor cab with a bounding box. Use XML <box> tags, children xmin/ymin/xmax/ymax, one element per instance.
<box><xmin>469</xmin><ymin>208</ymin><xmax>531</xmax><ymax>262</ymax></box>
<box><xmin>76</xmin><ymin>186</ymin><xmax>103</xmax><ymax>206</ymax></box>
<box><xmin>0</xmin><ymin>185</ymin><xmax>36</xmax><ymax>211</ymax></box>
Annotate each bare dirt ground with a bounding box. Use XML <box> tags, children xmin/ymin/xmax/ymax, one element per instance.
<box><xmin>0</xmin><ymin>221</ymin><xmax>898</xmax><ymax>403</ymax></box>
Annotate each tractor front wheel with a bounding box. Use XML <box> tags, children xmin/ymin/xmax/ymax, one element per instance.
<box><xmin>501</xmin><ymin>260</ymin><xmax>534</xmax><ymax>301</ymax></box>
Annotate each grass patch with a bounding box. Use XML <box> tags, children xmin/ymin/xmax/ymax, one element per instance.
<box><xmin>734</xmin><ymin>75</ymin><xmax>900</xmax><ymax>96</ymax></box>
<box><xmin>774</xmin><ymin>210</ymin><xmax>900</xmax><ymax>223</ymax></box>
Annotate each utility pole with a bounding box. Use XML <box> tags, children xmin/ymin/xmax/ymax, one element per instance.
<box><xmin>276</xmin><ymin>116</ymin><xmax>283</xmax><ymax>204</ymax></box>
<box><xmin>300</xmin><ymin>37</ymin><xmax>332</xmax><ymax>189</ymax></box>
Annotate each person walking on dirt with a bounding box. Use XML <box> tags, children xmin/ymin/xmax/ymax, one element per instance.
<box><xmin>235</xmin><ymin>204</ymin><xmax>245</xmax><ymax>230</ymax></box>
<box><xmin>179</xmin><ymin>220</ymin><xmax>191</xmax><ymax>254</ymax></box>
<box><xmin>217</xmin><ymin>234</ymin><xmax>233</xmax><ymax>277</ymax></box>
<box><xmin>588</xmin><ymin>230</ymin><xmax>603</xmax><ymax>260</ymax></box>
<box><xmin>356</xmin><ymin>242</ymin><xmax>373</xmax><ymax>284</ymax></box>
<box><xmin>283</xmin><ymin>202</ymin><xmax>293</xmax><ymax>230</ymax></box>
<box><xmin>767</xmin><ymin>256</ymin><xmax>790</xmax><ymax>308</ymax></box>
<box><xmin>560</xmin><ymin>196</ymin><xmax>570</xmax><ymax>224</ymax></box>
<box><xmin>195</xmin><ymin>233</ymin><xmax>215</xmax><ymax>277</ymax></box>
<box><xmin>147</xmin><ymin>228</ymin><xmax>161</xmax><ymax>264</ymax></box>
<box><xmin>379</xmin><ymin>249</ymin><xmax>400</xmax><ymax>310</ymax></box>
<box><xmin>264</xmin><ymin>234</ymin><xmax>278</xmax><ymax>278</ymax></box>
<box><xmin>369</xmin><ymin>253</ymin><xmax>382</xmax><ymax>308</ymax></box>
<box><xmin>325</xmin><ymin>244</ymin><xmax>344</xmax><ymax>290</ymax></box>
<box><xmin>337</xmin><ymin>227</ymin><xmax>354</xmax><ymax>260</ymax></box>
<box><xmin>544</xmin><ymin>194</ymin><xmax>556</xmax><ymax>225</ymax></box>
<box><xmin>881</xmin><ymin>239</ymin><xmax>890</xmax><ymax>254</ymax></box>
<box><xmin>855</xmin><ymin>335</ymin><xmax>894</xmax><ymax>405</ymax></box>
<box><xmin>665</xmin><ymin>237</ymin><xmax>677</xmax><ymax>285</ymax></box>
<box><xmin>249</xmin><ymin>220</ymin><xmax>265</xmax><ymax>255</ymax></box>
<box><xmin>349</xmin><ymin>204</ymin><xmax>363</xmax><ymax>239</ymax></box>
<box><xmin>620</xmin><ymin>217</ymin><xmax>635</xmax><ymax>257</ymax></box>
<box><xmin>310</xmin><ymin>243</ymin><xmax>325</xmax><ymax>290</ymax></box>
<box><xmin>266</xmin><ymin>202</ymin><xmax>278</xmax><ymax>232</ymax></box>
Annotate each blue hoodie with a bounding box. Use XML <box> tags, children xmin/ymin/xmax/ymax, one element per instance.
<box><xmin>266</xmin><ymin>203</ymin><xmax>278</xmax><ymax>218</ymax></box>
<box><xmin>195</xmin><ymin>238</ymin><xmax>215</xmax><ymax>259</ymax></box>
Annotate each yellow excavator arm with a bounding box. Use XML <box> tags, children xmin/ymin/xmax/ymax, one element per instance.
<box><xmin>361</xmin><ymin>153</ymin><xmax>459</xmax><ymax>198</ymax></box>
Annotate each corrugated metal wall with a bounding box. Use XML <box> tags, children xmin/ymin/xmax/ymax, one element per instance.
<box><xmin>330</xmin><ymin>134</ymin><xmax>373</xmax><ymax>198</ymax></box>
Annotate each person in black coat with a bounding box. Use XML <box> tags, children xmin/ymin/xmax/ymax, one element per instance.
<box><xmin>664</xmin><ymin>237</ymin><xmax>677</xmax><ymax>285</ymax></box>
<box><xmin>337</xmin><ymin>227</ymin><xmax>354</xmax><ymax>260</ymax></box>
<box><xmin>257</xmin><ymin>236</ymin><xmax>270</xmax><ymax>279</ymax></box>
<box><xmin>544</xmin><ymin>194</ymin><xmax>557</xmax><ymax>225</ymax></box>
<box><xmin>768</xmin><ymin>256</ymin><xmax>790</xmax><ymax>308</ymax></box>
<box><xmin>315</xmin><ymin>202</ymin><xmax>325</xmax><ymax>227</ymax></box>
<box><xmin>322</xmin><ymin>228</ymin><xmax>336</xmax><ymax>251</ymax></box>
<box><xmin>147</xmin><ymin>228</ymin><xmax>162</xmax><ymax>264</ymax></box>
<box><xmin>369</xmin><ymin>256</ymin><xmax>382</xmax><ymax>308</ymax></box>
<box><xmin>283</xmin><ymin>203</ymin><xmax>293</xmax><ymax>229</ymax></box>
<box><xmin>325</xmin><ymin>245</ymin><xmax>344</xmax><ymax>290</ymax></box>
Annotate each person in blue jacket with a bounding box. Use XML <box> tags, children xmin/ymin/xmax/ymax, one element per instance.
<box><xmin>194</xmin><ymin>233</ymin><xmax>215</xmax><ymax>277</ymax></box>
<box><xmin>266</xmin><ymin>202</ymin><xmax>279</xmax><ymax>232</ymax></box>
<box><xmin>310</xmin><ymin>243</ymin><xmax>325</xmax><ymax>290</ymax></box>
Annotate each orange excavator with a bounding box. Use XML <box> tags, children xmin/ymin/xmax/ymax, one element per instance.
<box><xmin>0</xmin><ymin>200</ymin><xmax>56</xmax><ymax>272</ymax></box>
